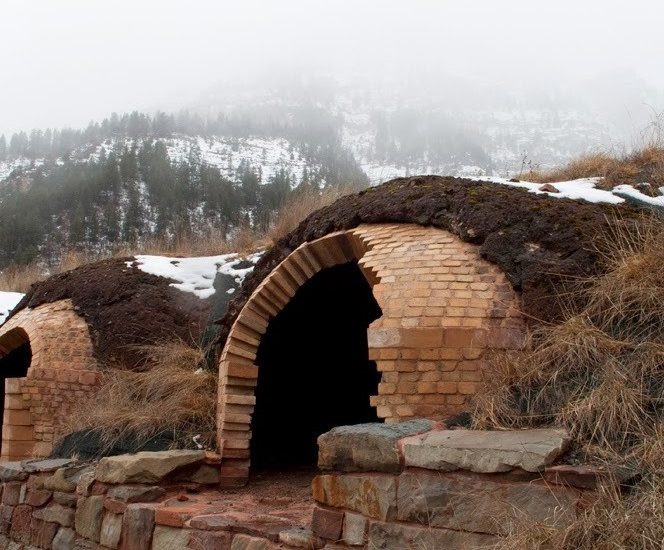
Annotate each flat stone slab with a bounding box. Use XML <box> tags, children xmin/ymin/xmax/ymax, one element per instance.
<box><xmin>0</xmin><ymin>462</ymin><xmax>27</xmax><ymax>482</ymax></box>
<box><xmin>403</xmin><ymin>429</ymin><xmax>570</xmax><ymax>473</ymax></box>
<box><xmin>23</xmin><ymin>458</ymin><xmax>76</xmax><ymax>473</ymax></box>
<box><xmin>318</xmin><ymin>419</ymin><xmax>435</xmax><ymax>473</ymax></box>
<box><xmin>96</xmin><ymin>450</ymin><xmax>206</xmax><ymax>484</ymax></box>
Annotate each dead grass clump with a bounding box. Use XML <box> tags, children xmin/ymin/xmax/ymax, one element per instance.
<box><xmin>70</xmin><ymin>340</ymin><xmax>217</xmax><ymax>452</ymax></box>
<box><xmin>475</xmin><ymin>215</ymin><xmax>664</xmax><ymax>548</ymax></box>
<box><xmin>0</xmin><ymin>261</ymin><xmax>44</xmax><ymax>293</ymax></box>
<box><xmin>523</xmin><ymin>145</ymin><xmax>664</xmax><ymax>194</ymax></box>
<box><xmin>473</xmin><ymin>215</ymin><xmax>664</xmax><ymax>456</ymax></box>
<box><xmin>496</xmin><ymin>477</ymin><xmax>664</xmax><ymax>550</ymax></box>
<box><xmin>524</xmin><ymin>152</ymin><xmax>616</xmax><ymax>184</ymax></box>
<box><xmin>267</xmin><ymin>185</ymin><xmax>355</xmax><ymax>244</ymax></box>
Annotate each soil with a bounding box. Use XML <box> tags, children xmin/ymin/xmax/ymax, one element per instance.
<box><xmin>216</xmin><ymin>175</ymin><xmax>640</xmax><ymax>348</ymax></box>
<box><xmin>10</xmin><ymin>257</ymin><xmax>212</xmax><ymax>368</ymax></box>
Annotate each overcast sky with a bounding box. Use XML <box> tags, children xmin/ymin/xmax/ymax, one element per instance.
<box><xmin>2</xmin><ymin>0</ymin><xmax>663</xmax><ymax>135</ymax></box>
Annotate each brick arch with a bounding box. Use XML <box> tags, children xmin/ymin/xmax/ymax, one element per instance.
<box><xmin>217</xmin><ymin>223</ymin><xmax>527</xmax><ymax>485</ymax></box>
<box><xmin>0</xmin><ymin>299</ymin><xmax>100</xmax><ymax>461</ymax></box>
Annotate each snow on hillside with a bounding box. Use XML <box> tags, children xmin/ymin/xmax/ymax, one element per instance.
<box><xmin>130</xmin><ymin>252</ymin><xmax>262</xmax><ymax>299</ymax></box>
<box><xmin>165</xmin><ymin>136</ymin><xmax>309</xmax><ymax>184</ymax></box>
<box><xmin>0</xmin><ymin>291</ymin><xmax>24</xmax><ymax>326</ymax></box>
<box><xmin>0</xmin><ymin>134</ymin><xmax>311</xmax><ymax>186</ymax></box>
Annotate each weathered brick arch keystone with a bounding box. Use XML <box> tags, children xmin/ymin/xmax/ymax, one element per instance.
<box><xmin>0</xmin><ymin>299</ymin><xmax>100</xmax><ymax>461</ymax></box>
<box><xmin>217</xmin><ymin>223</ymin><xmax>526</xmax><ymax>485</ymax></box>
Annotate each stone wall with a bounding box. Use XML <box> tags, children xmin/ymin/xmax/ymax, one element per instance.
<box><xmin>0</xmin><ymin>300</ymin><xmax>99</xmax><ymax>461</ymax></box>
<box><xmin>0</xmin><ymin>427</ymin><xmax>607</xmax><ymax>549</ymax></box>
<box><xmin>0</xmin><ymin>451</ymin><xmax>305</xmax><ymax>550</ymax></box>
<box><xmin>217</xmin><ymin>223</ymin><xmax>526</xmax><ymax>485</ymax></box>
<box><xmin>312</xmin><ymin>423</ymin><xmax>605</xmax><ymax>549</ymax></box>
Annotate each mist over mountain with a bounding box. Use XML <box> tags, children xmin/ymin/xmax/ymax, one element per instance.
<box><xmin>1</xmin><ymin>68</ymin><xmax>662</xmax><ymax>268</ymax></box>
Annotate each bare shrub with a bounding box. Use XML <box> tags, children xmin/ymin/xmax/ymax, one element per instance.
<box><xmin>69</xmin><ymin>339</ymin><xmax>217</xmax><ymax>452</ymax></box>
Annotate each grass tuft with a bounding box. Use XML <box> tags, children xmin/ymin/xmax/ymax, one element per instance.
<box><xmin>68</xmin><ymin>339</ymin><xmax>217</xmax><ymax>452</ymax></box>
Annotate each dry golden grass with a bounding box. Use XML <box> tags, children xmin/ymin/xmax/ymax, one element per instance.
<box><xmin>475</xmin><ymin>214</ymin><xmax>664</xmax><ymax>549</ymax></box>
<box><xmin>267</xmin><ymin>185</ymin><xmax>355</xmax><ymax>244</ymax></box>
<box><xmin>495</xmin><ymin>476</ymin><xmax>664</xmax><ymax>550</ymax></box>
<box><xmin>523</xmin><ymin>145</ymin><xmax>664</xmax><ymax>193</ymax></box>
<box><xmin>68</xmin><ymin>339</ymin><xmax>217</xmax><ymax>452</ymax></box>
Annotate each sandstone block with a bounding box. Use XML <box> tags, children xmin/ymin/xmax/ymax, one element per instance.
<box><xmin>367</xmin><ymin>520</ymin><xmax>499</xmax><ymax>550</ymax></box>
<box><xmin>100</xmin><ymin>512</ymin><xmax>123</xmax><ymax>549</ymax></box>
<box><xmin>9</xmin><ymin>504</ymin><xmax>32</xmax><ymax>544</ymax></box>
<box><xmin>317</xmin><ymin>420</ymin><xmax>434</xmax><ymax>474</ymax></box>
<box><xmin>25</xmin><ymin>489</ymin><xmax>52</xmax><ymax>507</ymax></box>
<box><xmin>120</xmin><ymin>504</ymin><xmax>154</xmax><ymax>550</ymax></box>
<box><xmin>52</xmin><ymin>527</ymin><xmax>76</xmax><ymax>550</ymax></box>
<box><xmin>41</xmin><ymin>466</ymin><xmax>92</xmax><ymax>493</ymax></box>
<box><xmin>30</xmin><ymin>517</ymin><xmax>59</xmax><ymax>548</ymax></box>
<box><xmin>0</xmin><ymin>463</ymin><xmax>27</xmax><ymax>482</ymax></box>
<box><xmin>75</xmin><ymin>495</ymin><xmax>104</xmax><ymax>541</ymax></box>
<box><xmin>230</xmin><ymin>534</ymin><xmax>281</xmax><ymax>550</ymax></box>
<box><xmin>397</xmin><ymin>470</ymin><xmax>579</xmax><ymax>535</ymax></box>
<box><xmin>312</xmin><ymin>474</ymin><xmax>397</xmax><ymax>521</ymax></box>
<box><xmin>2</xmin><ymin>482</ymin><xmax>22</xmax><ymax>505</ymax></box>
<box><xmin>189</xmin><ymin>530</ymin><xmax>233</xmax><ymax>549</ymax></box>
<box><xmin>403</xmin><ymin>428</ymin><xmax>570</xmax><ymax>473</ymax></box>
<box><xmin>278</xmin><ymin>527</ymin><xmax>321</xmax><ymax>548</ymax></box>
<box><xmin>32</xmin><ymin>503</ymin><xmax>75</xmax><ymax>527</ymax></box>
<box><xmin>311</xmin><ymin>506</ymin><xmax>344</xmax><ymax>541</ymax></box>
<box><xmin>151</xmin><ymin>525</ymin><xmax>190</xmax><ymax>549</ymax></box>
<box><xmin>23</xmin><ymin>458</ymin><xmax>75</xmax><ymax>474</ymax></box>
<box><xmin>107</xmin><ymin>485</ymin><xmax>165</xmax><ymax>503</ymax></box>
<box><xmin>96</xmin><ymin>451</ymin><xmax>206</xmax><ymax>484</ymax></box>
<box><xmin>342</xmin><ymin>512</ymin><xmax>367</xmax><ymax>546</ymax></box>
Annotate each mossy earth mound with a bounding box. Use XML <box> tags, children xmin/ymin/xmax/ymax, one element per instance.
<box><xmin>9</xmin><ymin>257</ymin><xmax>211</xmax><ymax>368</ymax></box>
<box><xmin>216</xmin><ymin>175</ymin><xmax>640</xmax><ymax>348</ymax></box>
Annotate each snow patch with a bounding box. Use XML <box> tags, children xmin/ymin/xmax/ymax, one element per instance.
<box><xmin>476</xmin><ymin>176</ymin><xmax>664</xmax><ymax>206</ymax></box>
<box><xmin>0</xmin><ymin>291</ymin><xmax>24</xmax><ymax>326</ymax></box>
<box><xmin>129</xmin><ymin>252</ymin><xmax>262</xmax><ymax>299</ymax></box>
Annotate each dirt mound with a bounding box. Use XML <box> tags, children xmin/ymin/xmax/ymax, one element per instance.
<box><xmin>216</xmin><ymin>175</ymin><xmax>640</xmax><ymax>348</ymax></box>
<box><xmin>11</xmin><ymin>257</ymin><xmax>211</xmax><ymax>368</ymax></box>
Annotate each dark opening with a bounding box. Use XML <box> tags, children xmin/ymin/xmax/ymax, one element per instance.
<box><xmin>251</xmin><ymin>261</ymin><xmax>382</xmax><ymax>470</ymax></box>
<box><xmin>0</xmin><ymin>341</ymin><xmax>31</xmax><ymax>455</ymax></box>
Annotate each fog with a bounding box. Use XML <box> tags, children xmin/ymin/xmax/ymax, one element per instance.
<box><xmin>2</xmin><ymin>0</ymin><xmax>664</xmax><ymax>136</ymax></box>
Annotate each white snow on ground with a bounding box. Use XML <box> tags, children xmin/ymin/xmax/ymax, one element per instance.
<box><xmin>477</xmin><ymin>176</ymin><xmax>664</xmax><ymax>206</ymax></box>
<box><xmin>0</xmin><ymin>291</ymin><xmax>24</xmax><ymax>326</ymax></box>
<box><xmin>129</xmin><ymin>252</ymin><xmax>262</xmax><ymax>299</ymax></box>
<box><xmin>612</xmin><ymin>185</ymin><xmax>664</xmax><ymax>208</ymax></box>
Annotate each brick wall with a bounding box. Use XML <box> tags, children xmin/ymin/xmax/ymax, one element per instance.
<box><xmin>216</xmin><ymin>223</ymin><xmax>526</xmax><ymax>485</ymax></box>
<box><xmin>0</xmin><ymin>300</ymin><xmax>99</xmax><ymax>461</ymax></box>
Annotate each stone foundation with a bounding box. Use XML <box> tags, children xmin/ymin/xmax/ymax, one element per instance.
<box><xmin>0</xmin><ymin>425</ymin><xmax>612</xmax><ymax>549</ymax></box>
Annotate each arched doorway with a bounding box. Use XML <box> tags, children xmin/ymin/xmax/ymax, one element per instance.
<box><xmin>0</xmin><ymin>328</ymin><xmax>33</xmax><ymax>460</ymax></box>
<box><xmin>251</xmin><ymin>261</ymin><xmax>382</xmax><ymax>470</ymax></box>
<box><xmin>217</xmin><ymin>224</ymin><xmax>527</xmax><ymax>485</ymax></box>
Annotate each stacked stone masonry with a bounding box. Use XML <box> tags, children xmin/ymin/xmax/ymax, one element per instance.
<box><xmin>216</xmin><ymin>224</ymin><xmax>527</xmax><ymax>485</ymax></box>
<box><xmin>0</xmin><ymin>432</ymin><xmax>608</xmax><ymax>549</ymax></box>
<box><xmin>0</xmin><ymin>300</ymin><xmax>99</xmax><ymax>461</ymax></box>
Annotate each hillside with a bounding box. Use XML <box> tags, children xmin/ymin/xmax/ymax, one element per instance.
<box><xmin>0</xmin><ymin>77</ymin><xmax>659</xmax><ymax>270</ymax></box>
